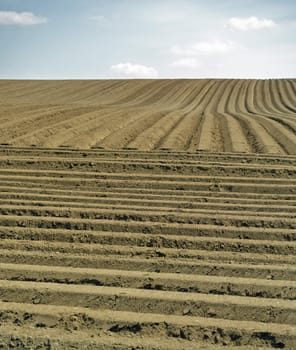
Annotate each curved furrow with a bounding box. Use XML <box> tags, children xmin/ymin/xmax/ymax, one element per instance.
<box><xmin>9</xmin><ymin>81</ymin><xmax>116</xmax><ymax>105</ymax></box>
<box><xmin>215</xmin><ymin>80</ymin><xmax>235</xmax><ymax>152</ymax></box>
<box><xmin>159</xmin><ymin>81</ymin><xmax>217</xmax><ymax>150</ymax></box>
<box><xmin>225</xmin><ymin>80</ymin><xmax>256</xmax><ymax>152</ymax></box>
<box><xmin>255</xmin><ymin>115</ymin><xmax>296</xmax><ymax>153</ymax></box>
<box><xmin>16</xmin><ymin>108</ymin><xmax>129</xmax><ymax>148</ymax></box>
<box><xmin>215</xmin><ymin>80</ymin><xmax>263</xmax><ymax>154</ymax></box>
<box><xmin>262</xmin><ymin>80</ymin><xmax>287</xmax><ymax>115</ymax></box>
<box><xmin>215</xmin><ymin>80</ymin><xmax>251</xmax><ymax>153</ymax></box>
<box><xmin>0</xmin><ymin>81</ymin><xmax>51</xmax><ymax>98</ymax></box>
<box><xmin>1</xmin><ymin>84</ymin><xmax>55</xmax><ymax>103</ymax></box>
<box><xmin>56</xmin><ymin>80</ymin><xmax>120</xmax><ymax>105</ymax></box>
<box><xmin>135</xmin><ymin>80</ymin><xmax>195</xmax><ymax>108</ymax></box>
<box><xmin>239</xmin><ymin>80</ymin><xmax>286</xmax><ymax>154</ymax></box>
<box><xmin>127</xmin><ymin>111</ymin><xmax>184</xmax><ymax>150</ymax></box>
<box><xmin>30</xmin><ymin>81</ymin><xmax>111</xmax><ymax>105</ymax></box>
<box><xmin>134</xmin><ymin>80</ymin><xmax>210</xmax><ymax>110</ymax></box>
<box><xmin>187</xmin><ymin>82</ymin><xmax>222</xmax><ymax>150</ymax></box>
<box><xmin>78</xmin><ymin>80</ymin><xmax>134</xmax><ymax>104</ymax></box>
<box><xmin>257</xmin><ymin>80</ymin><xmax>296</xmax><ymax>126</ymax></box>
<box><xmin>231</xmin><ymin>81</ymin><xmax>294</xmax><ymax>153</ymax></box>
<box><xmin>253</xmin><ymin>80</ymin><xmax>274</xmax><ymax>115</ymax></box>
<box><xmin>233</xmin><ymin>80</ymin><xmax>267</xmax><ymax>153</ymax></box>
<box><xmin>271</xmin><ymin>79</ymin><xmax>296</xmax><ymax>114</ymax></box>
<box><xmin>24</xmin><ymin>81</ymin><xmax>103</xmax><ymax>105</ymax></box>
<box><xmin>197</xmin><ymin>80</ymin><xmax>230</xmax><ymax>152</ymax></box>
<box><xmin>97</xmin><ymin>110</ymin><xmax>170</xmax><ymax>149</ymax></box>
<box><xmin>0</xmin><ymin>104</ymin><xmax>61</xmax><ymax>125</ymax></box>
<box><xmin>278</xmin><ymin>80</ymin><xmax>296</xmax><ymax>112</ymax></box>
<box><xmin>10</xmin><ymin>108</ymin><xmax>114</xmax><ymax>148</ymax></box>
<box><xmin>287</xmin><ymin>79</ymin><xmax>296</xmax><ymax>99</ymax></box>
<box><xmin>13</xmin><ymin>81</ymin><xmax>85</xmax><ymax>104</ymax></box>
<box><xmin>248</xmin><ymin>80</ymin><xmax>296</xmax><ymax>154</ymax></box>
<box><xmin>152</xmin><ymin>112</ymin><xmax>191</xmax><ymax>150</ymax></box>
<box><xmin>68</xmin><ymin>107</ymin><xmax>158</xmax><ymax>149</ymax></box>
<box><xmin>181</xmin><ymin>80</ymin><xmax>217</xmax><ymax>113</ymax></box>
<box><xmin>186</xmin><ymin>82</ymin><xmax>223</xmax><ymax>150</ymax></box>
<box><xmin>42</xmin><ymin>107</ymin><xmax>139</xmax><ymax>149</ymax></box>
<box><xmin>173</xmin><ymin>79</ymin><xmax>209</xmax><ymax>109</ymax></box>
<box><xmin>261</xmin><ymin>80</ymin><xmax>296</xmax><ymax>130</ymax></box>
<box><xmin>3</xmin><ymin>107</ymin><xmax>99</xmax><ymax>146</ymax></box>
<box><xmin>152</xmin><ymin>80</ymin><xmax>217</xmax><ymax>111</ymax></box>
<box><xmin>0</xmin><ymin>106</ymin><xmax>74</xmax><ymax>144</ymax></box>
<box><xmin>112</xmin><ymin>80</ymin><xmax>174</xmax><ymax>106</ymax></box>
<box><xmin>158</xmin><ymin>111</ymin><xmax>201</xmax><ymax>150</ymax></box>
<box><xmin>0</xmin><ymin>105</ymin><xmax>64</xmax><ymax>129</ymax></box>
<box><xmin>243</xmin><ymin>79</ymin><xmax>257</xmax><ymax>114</ymax></box>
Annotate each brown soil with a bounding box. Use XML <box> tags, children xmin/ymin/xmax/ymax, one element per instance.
<box><xmin>0</xmin><ymin>79</ymin><xmax>295</xmax><ymax>154</ymax></box>
<box><xmin>0</xmin><ymin>79</ymin><xmax>295</xmax><ymax>349</ymax></box>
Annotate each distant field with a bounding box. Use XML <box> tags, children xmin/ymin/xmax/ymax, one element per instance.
<box><xmin>0</xmin><ymin>79</ymin><xmax>295</xmax><ymax>153</ymax></box>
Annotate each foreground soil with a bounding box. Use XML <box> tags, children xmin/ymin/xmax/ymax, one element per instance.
<box><xmin>0</xmin><ymin>79</ymin><xmax>296</xmax><ymax>154</ymax></box>
<box><xmin>0</xmin><ymin>146</ymin><xmax>295</xmax><ymax>349</ymax></box>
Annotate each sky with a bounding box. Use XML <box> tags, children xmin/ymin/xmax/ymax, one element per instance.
<box><xmin>0</xmin><ymin>0</ymin><xmax>296</xmax><ymax>79</ymax></box>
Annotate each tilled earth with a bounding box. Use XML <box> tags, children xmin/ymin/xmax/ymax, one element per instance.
<box><xmin>0</xmin><ymin>146</ymin><xmax>295</xmax><ymax>349</ymax></box>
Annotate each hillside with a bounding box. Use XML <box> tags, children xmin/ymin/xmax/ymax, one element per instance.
<box><xmin>0</xmin><ymin>79</ymin><xmax>295</xmax><ymax>153</ymax></box>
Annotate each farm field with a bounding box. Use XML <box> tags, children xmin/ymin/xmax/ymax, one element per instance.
<box><xmin>0</xmin><ymin>79</ymin><xmax>296</xmax><ymax>154</ymax></box>
<box><xmin>0</xmin><ymin>80</ymin><xmax>295</xmax><ymax>349</ymax></box>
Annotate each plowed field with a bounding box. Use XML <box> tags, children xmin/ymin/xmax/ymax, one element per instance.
<box><xmin>0</xmin><ymin>79</ymin><xmax>296</xmax><ymax>153</ymax></box>
<box><xmin>0</xmin><ymin>80</ymin><xmax>295</xmax><ymax>349</ymax></box>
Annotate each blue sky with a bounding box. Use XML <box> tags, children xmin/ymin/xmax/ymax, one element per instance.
<box><xmin>0</xmin><ymin>0</ymin><xmax>296</xmax><ymax>79</ymax></box>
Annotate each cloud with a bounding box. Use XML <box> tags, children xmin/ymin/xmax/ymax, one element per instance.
<box><xmin>111</xmin><ymin>63</ymin><xmax>158</xmax><ymax>78</ymax></box>
<box><xmin>229</xmin><ymin>16</ymin><xmax>275</xmax><ymax>31</ymax></box>
<box><xmin>171</xmin><ymin>40</ymin><xmax>238</xmax><ymax>56</ymax></box>
<box><xmin>0</xmin><ymin>11</ymin><xmax>47</xmax><ymax>25</ymax></box>
<box><xmin>170</xmin><ymin>58</ymin><xmax>201</xmax><ymax>69</ymax></box>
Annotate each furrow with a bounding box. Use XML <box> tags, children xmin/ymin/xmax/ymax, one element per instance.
<box><xmin>0</xmin><ymin>206</ymin><xmax>295</xmax><ymax>231</ymax></box>
<box><xmin>1</xmin><ymin>263</ymin><xmax>295</xmax><ymax>299</ymax></box>
<box><xmin>1</xmin><ymin>238</ymin><xmax>295</xmax><ymax>265</ymax></box>
<box><xmin>2</xmin><ymin>249</ymin><xmax>296</xmax><ymax>280</ymax></box>
<box><xmin>0</xmin><ymin>303</ymin><xmax>295</xmax><ymax>349</ymax></box>
<box><xmin>0</xmin><ymin>280</ymin><xmax>295</xmax><ymax>324</ymax></box>
<box><xmin>0</xmin><ymin>193</ymin><xmax>295</xmax><ymax>213</ymax></box>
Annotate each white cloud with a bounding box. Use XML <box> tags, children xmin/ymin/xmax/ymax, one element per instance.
<box><xmin>171</xmin><ymin>40</ymin><xmax>238</xmax><ymax>56</ymax></box>
<box><xmin>170</xmin><ymin>58</ymin><xmax>201</xmax><ymax>69</ymax></box>
<box><xmin>229</xmin><ymin>16</ymin><xmax>275</xmax><ymax>31</ymax></box>
<box><xmin>111</xmin><ymin>63</ymin><xmax>158</xmax><ymax>78</ymax></box>
<box><xmin>0</xmin><ymin>11</ymin><xmax>47</xmax><ymax>25</ymax></box>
